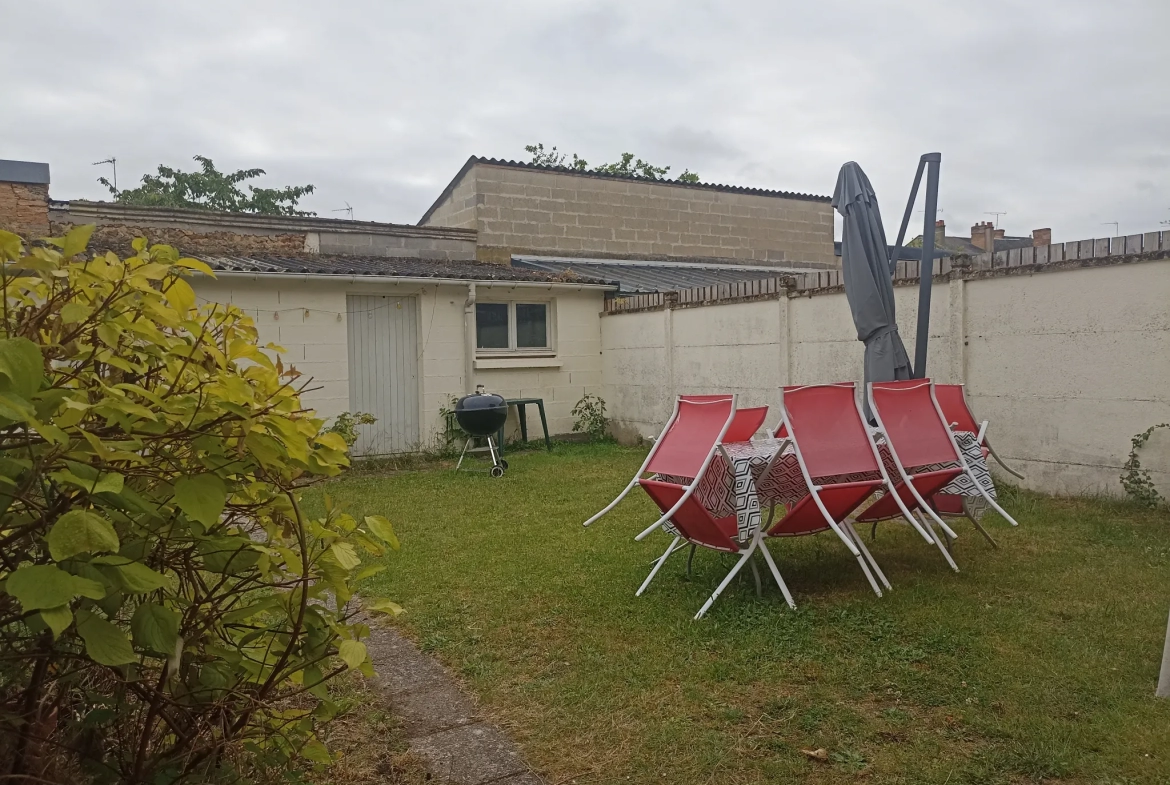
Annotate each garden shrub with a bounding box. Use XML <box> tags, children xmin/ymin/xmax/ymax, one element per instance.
<box><xmin>0</xmin><ymin>227</ymin><xmax>400</xmax><ymax>783</ymax></box>
<box><xmin>571</xmin><ymin>393</ymin><xmax>608</xmax><ymax>441</ymax></box>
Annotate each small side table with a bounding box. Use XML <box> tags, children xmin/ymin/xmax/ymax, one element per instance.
<box><xmin>496</xmin><ymin>397</ymin><xmax>552</xmax><ymax>455</ymax></box>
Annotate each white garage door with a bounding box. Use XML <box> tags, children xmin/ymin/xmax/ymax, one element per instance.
<box><xmin>346</xmin><ymin>295</ymin><xmax>420</xmax><ymax>455</ymax></box>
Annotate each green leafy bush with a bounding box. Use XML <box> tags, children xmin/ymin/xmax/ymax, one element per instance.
<box><xmin>0</xmin><ymin>227</ymin><xmax>399</xmax><ymax>783</ymax></box>
<box><xmin>571</xmin><ymin>394</ymin><xmax>608</xmax><ymax>441</ymax></box>
<box><xmin>1120</xmin><ymin>423</ymin><xmax>1169</xmax><ymax>508</ymax></box>
<box><xmin>325</xmin><ymin>411</ymin><xmax>377</xmax><ymax>449</ymax></box>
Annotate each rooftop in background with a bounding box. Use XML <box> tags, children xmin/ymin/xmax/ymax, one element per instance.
<box><xmin>419</xmin><ymin>156</ymin><xmax>831</xmax><ymax>226</ymax></box>
<box><xmin>511</xmin><ymin>254</ymin><xmax>808</xmax><ymax>293</ymax></box>
<box><xmin>909</xmin><ymin>219</ymin><xmax>1044</xmax><ymax>257</ymax></box>
<box><xmin>194</xmin><ymin>252</ymin><xmax>614</xmax><ymax>287</ymax></box>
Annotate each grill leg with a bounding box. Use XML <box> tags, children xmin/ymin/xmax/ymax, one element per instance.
<box><xmin>455</xmin><ymin>437</ymin><xmax>472</xmax><ymax>471</ymax></box>
<box><xmin>487</xmin><ymin>436</ymin><xmax>501</xmax><ymax>467</ymax></box>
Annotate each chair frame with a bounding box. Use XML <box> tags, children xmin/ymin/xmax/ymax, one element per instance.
<box><xmin>934</xmin><ymin>383</ymin><xmax>1026</xmax><ymax>479</ymax></box>
<box><xmin>771</xmin><ymin>383</ymin><xmax>945</xmax><ymax>593</ymax></box>
<box><xmin>636</xmin><ymin>443</ymin><xmax>796</xmax><ymax>619</ymax></box>
<box><xmin>583</xmin><ymin>395</ymin><xmax>737</xmax><ymax>533</ymax></box>
<box><xmin>865</xmin><ymin>381</ymin><xmax>1019</xmax><ymax>546</ymax></box>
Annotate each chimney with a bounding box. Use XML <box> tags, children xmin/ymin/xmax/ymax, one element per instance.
<box><xmin>993</xmin><ymin>228</ymin><xmax>1005</xmax><ymax>240</ymax></box>
<box><xmin>934</xmin><ymin>219</ymin><xmax>946</xmax><ymax>246</ymax></box>
<box><xmin>970</xmin><ymin>221</ymin><xmax>995</xmax><ymax>251</ymax></box>
<box><xmin>0</xmin><ymin>160</ymin><xmax>50</xmax><ymax>239</ymax></box>
<box><xmin>1032</xmin><ymin>227</ymin><xmax>1051</xmax><ymax>247</ymax></box>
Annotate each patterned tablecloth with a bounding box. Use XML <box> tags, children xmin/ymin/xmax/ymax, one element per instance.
<box><xmin>658</xmin><ymin>430</ymin><xmax>996</xmax><ymax>542</ymax></box>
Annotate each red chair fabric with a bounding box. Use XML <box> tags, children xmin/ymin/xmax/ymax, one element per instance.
<box><xmin>644</xmin><ymin>397</ymin><xmax>735</xmax><ymax>478</ymax></box>
<box><xmin>768</xmin><ymin>384</ymin><xmax>885</xmax><ymax>537</ymax></box>
<box><xmin>722</xmin><ymin>406</ymin><xmax>769</xmax><ymax>442</ymax></box>
<box><xmin>933</xmin><ymin>384</ymin><xmax>981</xmax><ymax>435</ymax></box>
<box><xmin>856</xmin><ymin>380</ymin><xmax>963</xmax><ymax>523</ymax></box>
<box><xmin>639</xmin><ymin>479</ymin><xmax>740</xmax><ymax>553</ymax></box>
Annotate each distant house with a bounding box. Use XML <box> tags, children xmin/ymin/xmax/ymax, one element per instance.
<box><xmin>908</xmin><ymin>220</ymin><xmax>1049</xmax><ymax>257</ymax></box>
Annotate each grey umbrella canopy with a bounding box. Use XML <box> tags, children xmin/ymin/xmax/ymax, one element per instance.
<box><xmin>832</xmin><ymin>162</ymin><xmax>912</xmax><ymax>397</ymax></box>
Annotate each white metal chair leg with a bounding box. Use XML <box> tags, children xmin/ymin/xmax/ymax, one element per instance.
<box><xmin>638</xmin><ymin>536</ymin><xmax>681</xmax><ymax>596</ymax></box>
<box><xmin>845</xmin><ymin>521</ymin><xmax>891</xmax><ymax>590</ymax></box>
<box><xmin>917</xmin><ymin>511</ymin><xmax>960</xmax><ymax>572</ymax></box>
<box><xmin>694</xmin><ymin>547</ymin><xmax>756</xmax><ymax>619</ymax></box>
<box><xmin>583</xmin><ymin>477</ymin><xmax>638</xmax><ymax>527</ymax></box>
<box><xmin>757</xmin><ymin>539</ymin><xmax>796</xmax><ymax>609</ymax></box>
<box><xmin>986</xmin><ymin>439</ymin><xmax>1026</xmax><ymax>479</ymax></box>
<box><xmin>855</xmin><ymin>552</ymin><xmax>883</xmax><ymax>597</ymax></box>
<box><xmin>962</xmin><ymin>499</ymin><xmax>999</xmax><ymax>548</ymax></box>
<box><xmin>902</xmin><ymin>479</ymin><xmax>960</xmax><ymax>540</ymax></box>
<box><xmin>974</xmin><ymin>483</ymin><xmax>1020</xmax><ymax>527</ymax></box>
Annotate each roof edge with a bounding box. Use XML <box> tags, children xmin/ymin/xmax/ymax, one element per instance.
<box><xmin>469</xmin><ymin>157</ymin><xmax>832</xmax><ymax>202</ymax></box>
<box><xmin>417</xmin><ymin>155</ymin><xmax>479</xmax><ymax>226</ymax></box>
<box><xmin>52</xmin><ymin>200</ymin><xmax>476</xmax><ymax>239</ymax></box>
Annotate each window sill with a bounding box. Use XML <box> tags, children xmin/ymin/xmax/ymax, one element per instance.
<box><xmin>474</xmin><ymin>356</ymin><xmax>563</xmax><ymax>370</ymax></box>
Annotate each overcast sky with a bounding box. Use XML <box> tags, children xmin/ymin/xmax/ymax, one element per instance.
<box><xmin>3</xmin><ymin>1</ymin><xmax>1168</xmax><ymax>241</ymax></box>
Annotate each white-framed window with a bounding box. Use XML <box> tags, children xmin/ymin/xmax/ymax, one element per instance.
<box><xmin>476</xmin><ymin>301</ymin><xmax>552</xmax><ymax>353</ymax></box>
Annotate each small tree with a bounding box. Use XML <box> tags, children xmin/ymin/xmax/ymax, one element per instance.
<box><xmin>0</xmin><ymin>227</ymin><xmax>398</xmax><ymax>783</ymax></box>
<box><xmin>101</xmin><ymin>155</ymin><xmax>316</xmax><ymax>216</ymax></box>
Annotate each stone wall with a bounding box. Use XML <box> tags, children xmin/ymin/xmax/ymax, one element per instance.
<box><xmin>421</xmin><ymin>160</ymin><xmax>837</xmax><ymax>267</ymax></box>
<box><xmin>49</xmin><ymin>220</ymin><xmax>307</xmax><ymax>256</ymax></box>
<box><xmin>599</xmin><ymin>232</ymin><xmax>1170</xmax><ymax>498</ymax></box>
<box><xmin>0</xmin><ymin>182</ymin><xmax>50</xmax><ymax>237</ymax></box>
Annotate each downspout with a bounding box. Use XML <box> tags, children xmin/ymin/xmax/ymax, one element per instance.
<box><xmin>463</xmin><ymin>283</ymin><xmax>476</xmax><ymax>393</ymax></box>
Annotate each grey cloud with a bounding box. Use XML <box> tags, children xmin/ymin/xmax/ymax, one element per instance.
<box><xmin>2</xmin><ymin>0</ymin><xmax>1167</xmax><ymax>238</ymax></box>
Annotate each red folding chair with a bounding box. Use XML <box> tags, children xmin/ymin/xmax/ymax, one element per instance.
<box><xmin>582</xmin><ymin>395</ymin><xmax>737</xmax><ymax>529</ymax></box>
<box><xmin>767</xmin><ymin>382</ymin><xmax>935</xmax><ymax>596</ymax></box>
<box><xmin>637</xmin><ymin>444</ymin><xmax>794</xmax><ymax>619</ymax></box>
<box><xmin>858</xmin><ymin>380</ymin><xmax>988</xmax><ymax>569</ymax></box>
<box><xmin>934</xmin><ymin>383</ymin><xmax>1026</xmax><ymax>480</ymax></box>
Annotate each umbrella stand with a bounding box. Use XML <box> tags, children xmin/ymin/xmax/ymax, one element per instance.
<box><xmin>885</xmin><ymin>153</ymin><xmax>942</xmax><ymax>379</ymax></box>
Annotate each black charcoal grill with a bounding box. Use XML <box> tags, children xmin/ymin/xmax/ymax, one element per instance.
<box><xmin>454</xmin><ymin>386</ymin><xmax>509</xmax><ymax>477</ymax></box>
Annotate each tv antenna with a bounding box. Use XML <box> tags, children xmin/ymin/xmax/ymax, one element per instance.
<box><xmin>1101</xmin><ymin>221</ymin><xmax>1119</xmax><ymax>236</ymax></box>
<box><xmin>92</xmin><ymin>157</ymin><xmax>117</xmax><ymax>192</ymax></box>
<box><xmin>984</xmin><ymin>211</ymin><xmax>1006</xmax><ymax>228</ymax></box>
<box><xmin>332</xmin><ymin>202</ymin><xmax>354</xmax><ymax>220</ymax></box>
<box><xmin>1160</xmin><ymin>208</ymin><xmax>1169</xmax><ymax>226</ymax></box>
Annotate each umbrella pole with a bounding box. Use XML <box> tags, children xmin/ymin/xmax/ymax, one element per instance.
<box><xmin>913</xmin><ymin>153</ymin><xmax>942</xmax><ymax>379</ymax></box>
<box><xmin>1159</xmin><ymin>605</ymin><xmax>1170</xmax><ymax>698</ymax></box>
<box><xmin>887</xmin><ymin>158</ymin><xmax>926</xmax><ymax>276</ymax></box>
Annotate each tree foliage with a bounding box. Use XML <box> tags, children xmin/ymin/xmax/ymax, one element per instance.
<box><xmin>524</xmin><ymin>143</ymin><xmax>700</xmax><ymax>183</ymax></box>
<box><xmin>100</xmin><ymin>155</ymin><xmax>316</xmax><ymax>216</ymax></box>
<box><xmin>0</xmin><ymin>227</ymin><xmax>399</xmax><ymax>783</ymax></box>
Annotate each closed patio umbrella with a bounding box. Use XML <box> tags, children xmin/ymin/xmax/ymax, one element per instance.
<box><xmin>832</xmin><ymin>162</ymin><xmax>912</xmax><ymax>405</ymax></box>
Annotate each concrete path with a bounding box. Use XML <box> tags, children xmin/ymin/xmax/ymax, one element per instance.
<box><xmin>365</xmin><ymin>620</ymin><xmax>546</xmax><ymax>785</ymax></box>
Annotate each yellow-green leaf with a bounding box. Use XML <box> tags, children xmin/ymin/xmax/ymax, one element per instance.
<box><xmin>76</xmin><ymin>609</ymin><xmax>136</xmax><ymax>666</ymax></box>
<box><xmin>7</xmin><ymin>565</ymin><xmax>77</xmax><ymax>610</ymax></box>
<box><xmin>175</xmin><ymin>257</ymin><xmax>214</xmax><ymax>276</ymax></box>
<box><xmin>62</xmin><ymin>224</ymin><xmax>95</xmax><ymax>258</ymax></box>
<box><xmin>163</xmin><ymin>278</ymin><xmax>196</xmax><ymax>314</ymax></box>
<box><xmin>329</xmin><ymin>542</ymin><xmax>361</xmax><ymax>571</ymax></box>
<box><xmin>337</xmin><ymin>639</ymin><xmax>367</xmax><ymax>669</ymax></box>
<box><xmin>0</xmin><ymin>229</ymin><xmax>22</xmax><ymax>260</ymax></box>
<box><xmin>40</xmin><ymin>605</ymin><xmax>73</xmax><ymax>638</ymax></box>
<box><xmin>48</xmin><ymin>510</ymin><xmax>120</xmax><ymax>561</ymax></box>
<box><xmin>364</xmin><ymin>597</ymin><xmax>404</xmax><ymax>616</ymax></box>
<box><xmin>174</xmin><ymin>473</ymin><xmax>226</xmax><ymax>526</ymax></box>
<box><xmin>0</xmin><ymin>337</ymin><xmax>43</xmax><ymax>400</ymax></box>
<box><xmin>363</xmin><ymin>515</ymin><xmax>399</xmax><ymax>550</ymax></box>
<box><xmin>131</xmin><ymin>602</ymin><xmax>181</xmax><ymax>654</ymax></box>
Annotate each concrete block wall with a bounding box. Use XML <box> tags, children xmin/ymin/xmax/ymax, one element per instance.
<box><xmin>600</xmin><ymin>239</ymin><xmax>1170</xmax><ymax>498</ymax></box>
<box><xmin>422</xmin><ymin>161</ymin><xmax>837</xmax><ymax>266</ymax></box>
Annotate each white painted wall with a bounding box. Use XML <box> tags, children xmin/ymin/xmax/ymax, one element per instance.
<box><xmin>601</xmin><ymin>259</ymin><xmax>1170</xmax><ymax>497</ymax></box>
<box><xmin>194</xmin><ymin>277</ymin><xmax>606</xmax><ymax>449</ymax></box>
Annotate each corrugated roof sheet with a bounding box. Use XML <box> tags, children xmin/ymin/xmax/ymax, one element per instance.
<box><xmin>194</xmin><ymin>253</ymin><xmax>614</xmax><ymax>285</ymax></box>
<box><xmin>510</xmin><ymin>255</ymin><xmax>801</xmax><ymax>294</ymax></box>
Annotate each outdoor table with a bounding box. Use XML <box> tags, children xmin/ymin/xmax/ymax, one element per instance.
<box><xmin>495</xmin><ymin>397</ymin><xmax>551</xmax><ymax>455</ymax></box>
<box><xmin>659</xmin><ymin>430</ymin><xmax>997</xmax><ymax>535</ymax></box>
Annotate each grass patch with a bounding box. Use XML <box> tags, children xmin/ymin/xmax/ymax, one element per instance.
<box><xmin>307</xmin><ymin>442</ymin><xmax>1170</xmax><ymax>784</ymax></box>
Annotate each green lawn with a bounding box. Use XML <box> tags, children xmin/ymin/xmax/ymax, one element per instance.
<box><xmin>305</xmin><ymin>443</ymin><xmax>1170</xmax><ymax>784</ymax></box>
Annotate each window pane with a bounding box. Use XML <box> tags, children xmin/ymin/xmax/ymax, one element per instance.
<box><xmin>476</xmin><ymin>303</ymin><xmax>509</xmax><ymax>349</ymax></box>
<box><xmin>516</xmin><ymin>303</ymin><xmax>548</xmax><ymax>348</ymax></box>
